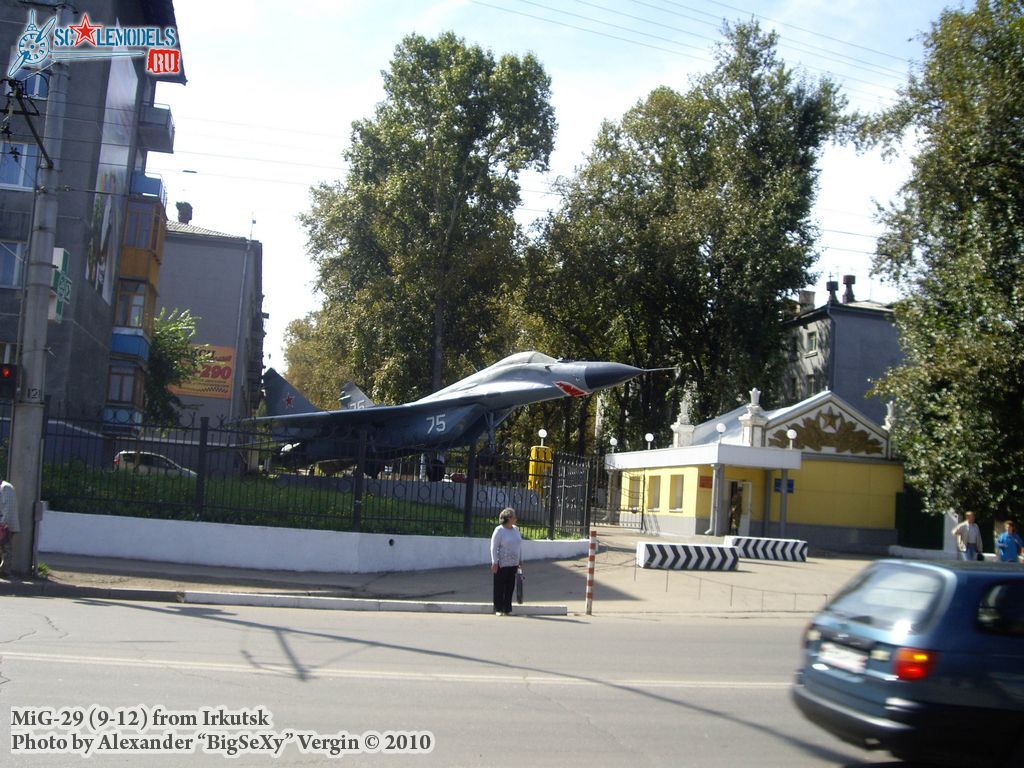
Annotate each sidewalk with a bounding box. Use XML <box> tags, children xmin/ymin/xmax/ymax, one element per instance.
<box><xmin>0</xmin><ymin>527</ymin><xmax>874</xmax><ymax>616</ymax></box>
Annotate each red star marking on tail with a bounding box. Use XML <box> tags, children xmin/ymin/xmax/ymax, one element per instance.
<box><xmin>284</xmin><ymin>394</ymin><xmax>295</xmax><ymax>409</ymax></box>
<box><xmin>69</xmin><ymin>13</ymin><xmax>100</xmax><ymax>46</ymax></box>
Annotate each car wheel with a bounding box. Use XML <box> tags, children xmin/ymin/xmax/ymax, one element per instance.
<box><xmin>1004</xmin><ymin>730</ymin><xmax>1024</xmax><ymax>768</ymax></box>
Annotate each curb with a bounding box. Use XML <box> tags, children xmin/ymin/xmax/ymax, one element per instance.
<box><xmin>183</xmin><ymin>591</ymin><xmax>567</xmax><ymax>615</ymax></box>
<box><xmin>1</xmin><ymin>580</ymin><xmax>180</xmax><ymax>602</ymax></box>
<box><xmin>1</xmin><ymin>581</ymin><xmax>567</xmax><ymax>615</ymax></box>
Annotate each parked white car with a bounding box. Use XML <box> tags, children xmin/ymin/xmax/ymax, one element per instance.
<box><xmin>113</xmin><ymin>450</ymin><xmax>196</xmax><ymax>478</ymax></box>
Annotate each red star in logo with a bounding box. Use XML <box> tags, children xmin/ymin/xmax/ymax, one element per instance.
<box><xmin>284</xmin><ymin>394</ymin><xmax>295</xmax><ymax>409</ymax></box>
<box><xmin>68</xmin><ymin>13</ymin><xmax>100</xmax><ymax>46</ymax></box>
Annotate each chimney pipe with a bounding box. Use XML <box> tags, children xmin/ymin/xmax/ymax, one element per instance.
<box><xmin>826</xmin><ymin>280</ymin><xmax>839</xmax><ymax>304</ymax></box>
<box><xmin>842</xmin><ymin>274</ymin><xmax>856</xmax><ymax>304</ymax></box>
<box><xmin>176</xmin><ymin>201</ymin><xmax>193</xmax><ymax>225</ymax></box>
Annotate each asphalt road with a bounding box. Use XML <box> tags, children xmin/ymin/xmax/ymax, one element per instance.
<box><xmin>1</xmin><ymin>596</ymin><xmax>908</xmax><ymax>767</ymax></box>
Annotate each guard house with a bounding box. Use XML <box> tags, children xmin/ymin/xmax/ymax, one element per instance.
<box><xmin>605</xmin><ymin>389</ymin><xmax>904</xmax><ymax>551</ymax></box>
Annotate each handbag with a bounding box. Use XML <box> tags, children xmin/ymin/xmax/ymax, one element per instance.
<box><xmin>515</xmin><ymin>567</ymin><xmax>524</xmax><ymax>605</ymax></box>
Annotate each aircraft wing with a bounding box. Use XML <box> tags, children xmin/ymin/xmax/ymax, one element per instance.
<box><xmin>255</xmin><ymin>403</ymin><xmax>413</xmax><ymax>430</ymax></box>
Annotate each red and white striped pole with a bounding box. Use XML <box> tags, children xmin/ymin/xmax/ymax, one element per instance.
<box><xmin>586</xmin><ymin>528</ymin><xmax>597</xmax><ymax>615</ymax></box>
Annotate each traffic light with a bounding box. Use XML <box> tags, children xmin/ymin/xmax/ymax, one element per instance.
<box><xmin>0</xmin><ymin>364</ymin><xmax>17</xmax><ymax>400</ymax></box>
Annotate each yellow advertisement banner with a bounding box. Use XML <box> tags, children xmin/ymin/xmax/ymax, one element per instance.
<box><xmin>169</xmin><ymin>344</ymin><xmax>235</xmax><ymax>400</ymax></box>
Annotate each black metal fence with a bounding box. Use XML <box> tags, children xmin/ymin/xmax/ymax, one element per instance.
<box><xmin>34</xmin><ymin>406</ymin><xmax>603</xmax><ymax>540</ymax></box>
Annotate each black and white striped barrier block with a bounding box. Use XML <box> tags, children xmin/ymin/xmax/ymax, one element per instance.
<box><xmin>723</xmin><ymin>536</ymin><xmax>808</xmax><ymax>562</ymax></box>
<box><xmin>636</xmin><ymin>542</ymin><xmax>738</xmax><ymax>571</ymax></box>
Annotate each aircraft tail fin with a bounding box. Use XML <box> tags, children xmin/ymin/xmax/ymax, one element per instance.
<box><xmin>262</xmin><ymin>368</ymin><xmax>321</xmax><ymax>417</ymax></box>
<box><xmin>339</xmin><ymin>381</ymin><xmax>375</xmax><ymax>410</ymax></box>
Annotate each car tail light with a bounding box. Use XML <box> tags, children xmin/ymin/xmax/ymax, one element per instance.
<box><xmin>113</xmin><ymin>455</ymin><xmax>120</xmax><ymax>467</ymax></box>
<box><xmin>894</xmin><ymin>647</ymin><xmax>936</xmax><ymax>681</ymax></box>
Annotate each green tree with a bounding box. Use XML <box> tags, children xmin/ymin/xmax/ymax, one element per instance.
<box><xmin>144</xmin><ymin>309</ymin><xmax>209</xmax><ymax>425</ymax></box>
<box><xmin>527</xmin><ymin>22</ymin><xmax>844</xmax><ymax>449</ymax></box>
<box><xmin>864</xmin><ymin>0</ymin><xmax>1024</xmax><ymax>519</ymax></box>
<box><xmin>301</xmin><ymin>31</ymin><xmax>555</xmax><ymax>403</ymax></box>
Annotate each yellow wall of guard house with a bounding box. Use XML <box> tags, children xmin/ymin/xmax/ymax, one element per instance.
<box><xmin>620</xmin><ymin>459</ymin><xmax>903</xmax><ymax>530</ymax></box>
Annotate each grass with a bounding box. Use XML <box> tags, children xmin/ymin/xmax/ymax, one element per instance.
<box><xmin>41</xmin><ymin>462</ymin><xmax>576</xmax><ymax>540</ymax></box>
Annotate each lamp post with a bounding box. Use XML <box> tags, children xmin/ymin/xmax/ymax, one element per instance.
<box><xmin>716</xmin><ymin>422</ymin><xmax>726</xmax><ymax>443</ymax></box>
<box><xmin>609</xmin><ymin>436</ymin><xmax>617</xmax><ymax>453</ymax></box>
<box><xmin>780</xmin><ymin>429</ymin><xmax>797</xmax><ymax>538</ymax></box>
<box><xmin>538</xmin><ymin>428</ymin><xmax>547</xmax><ymax>447</ymax></box>
<box><xmin>645</xmin><ymin>432</ymin><xmax>654</xmax><ymax>450</ymax></box>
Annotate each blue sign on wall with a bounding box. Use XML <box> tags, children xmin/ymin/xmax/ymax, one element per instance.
<box><xmin>773</xmin><ymin>478</ymin><xmax>795</xmax><ymax>493</ymax></box>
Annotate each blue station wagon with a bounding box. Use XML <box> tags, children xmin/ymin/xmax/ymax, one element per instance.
<box><xmin>792</xmin><ymin>559</ymin><xmax>1024</xmax><ymax>767</ymax></box>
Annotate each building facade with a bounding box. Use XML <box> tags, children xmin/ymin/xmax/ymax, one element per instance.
<box><xmin>157</xmin><ymin>211</ymin><xmax>264</xmax><ymax>423</ymax></box>
<box><xmin>607</xmin><ymin>388</ymin><xmax>904</xmax><ymax>552</ymax></box>
<box><xmin>780</xmin><ymin>276</ymin><xmax>902</xmax><ymax>424</ymax></box>
<box><xmin>0</xmin><ymin>0</ymin><xmax>184</xmax><ymax>423</ymax></box>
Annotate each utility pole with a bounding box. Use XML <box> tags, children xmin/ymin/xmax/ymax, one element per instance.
<box><xmin>8</xmin><ymin>2</ymin><xmax>72</xmax><ymax>577</ymax></box>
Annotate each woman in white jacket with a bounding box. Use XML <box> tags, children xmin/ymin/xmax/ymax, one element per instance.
<box><xmin>489</xmin><ymin>508</ymin><xmax>522</xmax><ymax>615</ymax></box>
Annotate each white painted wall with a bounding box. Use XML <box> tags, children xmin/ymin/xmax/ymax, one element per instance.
<box><xmin>37</xmin><ymin>511</ymin><xmax>589</xmax><ymax>573</ymax></box>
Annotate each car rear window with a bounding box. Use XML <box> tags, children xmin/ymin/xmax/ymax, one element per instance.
<box><xmin>823</xmin><ymin>564</ymin><xmax>945</xmax><ymax>631</ymax></box>
<box><xmin>978</xmin><ymin>581</ymin><xmax>1024</xmax><ymax>636</ymax></box>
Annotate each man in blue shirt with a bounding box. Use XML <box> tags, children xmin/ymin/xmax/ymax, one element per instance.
<box><xmin>996</xmin><ymin>520</ymin><xmax>1023</xmax><ymax>563</ymax></box>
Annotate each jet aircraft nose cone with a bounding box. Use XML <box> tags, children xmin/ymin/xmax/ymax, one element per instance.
<box><xmin>583</xmin><ymin>362</ymin><xmax>644</xmax><ymax>391</ymax></box>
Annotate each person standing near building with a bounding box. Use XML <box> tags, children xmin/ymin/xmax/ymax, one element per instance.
<box><xmin>490</xmin><ymin>507</ymin><xmax>522</xmax><ymax>615</ymax></box>
<box><xmin>951</xmin><ymin>511</ymin><xmax>984</xmax><ymax>561</ymax></box>
<box><xmin>0</xmin><ymin>477</ymin><xmax>17</xmax><ymax>576</ymax></box>
<box><xmin>996</xmin><ymin>520</ymin><xmax>1023</xmax><ymax>564</ymax></box>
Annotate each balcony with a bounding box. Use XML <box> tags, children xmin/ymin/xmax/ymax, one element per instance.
<box><xmin>130</xmin><ymin>171</ymin><xmax>167</xmax><ymax>207</ymax></box>
<box><xmin>138</xmin><ymin>102</ymin><xmax>175</xmax><ymax>154</ymax></box>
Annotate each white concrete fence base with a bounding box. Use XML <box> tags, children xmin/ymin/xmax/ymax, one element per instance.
<box><xmin>723</xmin><ymin>536</ymin><xmax>808</xmax><ymax>562</ymax></box>
<box><xmin>636</xmin><ymin>542</ymin><xmax>738</xmax><ymax>571</ymax></box>
<box><xmin>37</xmin><ymin>511</ymin><xmax>588</xmax><ymax>574</ymax></box>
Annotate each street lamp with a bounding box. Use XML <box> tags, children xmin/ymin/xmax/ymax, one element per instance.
<box><xmin>786</xmin><ymin>428</ymin><xmax>797</xmax><ymax>449</ymax></box>
<box><xmin>609</xmin><ymin>436</ymin><xmax>618</xmax><ymax>453</ymax></box>
<box><xmin>645</xmin><ymin>432</ymin><xmax>654</xmax><ymax>450</ymax></box>
<box><xmin>538</xmin><ymin>428</ymin><xmax>547</xmax><ymax>447</ymax></box>
<box><xmin>716</xmin><ymin>422</ymin><xmax>726</xmax><ymax>443</ymax></box>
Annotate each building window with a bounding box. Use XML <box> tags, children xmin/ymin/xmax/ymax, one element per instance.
<box><xmin>646</xmin><ymin>475</ymin><xmax>661</xmax><ymax>512</ymax></box>
<box><xmin>789</xmin><ymin>375</ymin><xmax>799</xmax><ymax>400</ymax></box>
<box><xmin>806</xmin><ymin>330</ymin><xmax>818</xmax><ymax>354</ymax></box>
<box><xmin>806</xmin><ymin>373</ymin><xmax>817</xmax><ymax>394</ymax></box>
<box><xmin>0</xmin><ymin>241</ymin><xmax>26</xmax><ymax>287</ymax></box>
<box><xmin>788</xmin><ymin>334</ymin><xmax>799</xmax><ymax>359</ymax></box>
<box><xmin>123</xmin><ymin>200</ymin><xmax>163</xmax><ymax>251</ymax></box>
<box><xmin>114</xmin><ymin>280</ymin><xmax>147</xmax><ymax>327</ymax></box>
<box><xmin>627</xmin><ymin>476</ymin><xmax>642</xmax><ymax>510</ymax></box>
<box><xmin>0</xmin><ymin>141</ymin><xmax>39</xmax><ymax>189</ymax></box>
<box><xmin>669</xmin><ymin>475</ymin><xmax>684</xmax><ymax>511</ymax></box>
<box><xmin>107</xmin><ymin>365</ymin><xmax>143</xmax><ymax>405</ymax></box>
<box><xmin>5</xmin><ymin>65</ymin><xmax>48</xmax><ymax>99</ymax></box>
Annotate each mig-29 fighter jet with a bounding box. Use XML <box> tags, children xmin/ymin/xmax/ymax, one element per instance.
<box><xmin>258</xmin><ymin>351</ymin><xmax>647</xmax><ymax>471</ymax></box>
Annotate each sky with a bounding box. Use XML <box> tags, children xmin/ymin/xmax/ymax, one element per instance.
<box><xmin>145</xmin><ymin>0</ymin><xmax>953</xmax><ymax>371</ymax></box>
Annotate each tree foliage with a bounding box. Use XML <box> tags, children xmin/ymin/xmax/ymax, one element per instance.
<box><xmin>526</xmin><ymin>22</ymin><xmax>845</xmax><ymax>449</ymax></box>
<box><xmin>864</xmin><ymin>0</ymin><xmax>1024</xmax><ymax>519</ymax></box>
<box><xmin>144</xmin><ymin>308</ymin><xmax>209</xmax><ymax>425</ymax></box>
<box><xmin>300</xmin><ymin>32</ymin><xmax>555</xmax><ymax>403</ymax></box>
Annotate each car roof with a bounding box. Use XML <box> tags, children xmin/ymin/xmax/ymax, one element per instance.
<box><xmin>874</xmin><ymin>558</ymin><xmax>1024</xmax><ymax>579</ymax></box>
